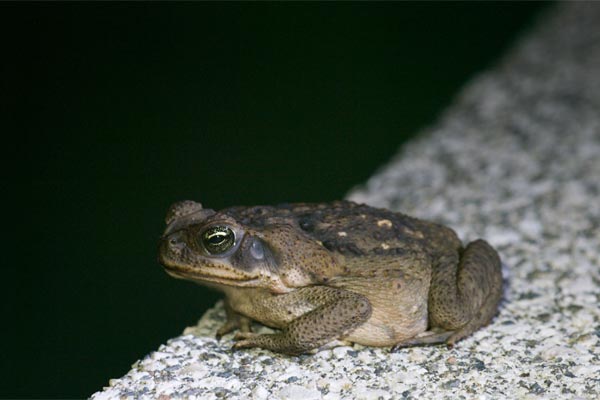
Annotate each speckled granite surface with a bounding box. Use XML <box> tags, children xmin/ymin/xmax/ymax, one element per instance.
<box><xmin>92</xmin><ymin>3</ymin><xmax>600</xmax><ymax>399</ymax></box>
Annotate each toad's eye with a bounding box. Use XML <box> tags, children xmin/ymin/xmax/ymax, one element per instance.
<box><xmin>200</xmin><ymin>226</ymin><xmax>235</xmax><ymax>255</ymax></box>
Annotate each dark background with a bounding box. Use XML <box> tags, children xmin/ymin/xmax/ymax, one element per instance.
<box><xmin>3</xmin><ymin>3</ymin><xmax>549</xmax><ymax>398</ymax></box>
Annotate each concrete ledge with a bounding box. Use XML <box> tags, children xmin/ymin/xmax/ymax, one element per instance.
<box><xmin>92</xmin><ymin>3</ymin><xmax>600</xmax><ymax>399</ymax></box>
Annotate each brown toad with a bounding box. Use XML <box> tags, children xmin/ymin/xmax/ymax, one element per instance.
<box><xmin>158</xmin><ymin>200</ymin><xmax>502</xmax><ymax>355</ymax></box>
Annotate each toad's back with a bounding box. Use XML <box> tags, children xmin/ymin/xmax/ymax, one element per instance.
<box><xmin>223</xmin><ymin>200</ymin><xmax>462</xmax><ymax>261</ymax></box>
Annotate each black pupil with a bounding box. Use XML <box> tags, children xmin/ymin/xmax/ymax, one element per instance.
<box><xmin>208</xmin><ymin>232</ymin><xmax>227</xmax><ymax>245</ymax></box>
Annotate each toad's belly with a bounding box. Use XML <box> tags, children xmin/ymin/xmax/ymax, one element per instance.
<box><xmin>344</xmin><ymin>301</ymin><xmax>428</xmax><ymax>346</ymax></box>
<box><xmin>334</xmin><ymin>277</ymin><xmax>430</xmax><ymax>346</ymax></box>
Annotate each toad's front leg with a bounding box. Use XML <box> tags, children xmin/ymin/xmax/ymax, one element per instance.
<box><xmin>232</xmin><ymin>287</ymin><xmax>372</xmax><ymax>355</ymax></box>
<box><xmin>216</xmin><ymin>300</ymin><xmax>253</xmax><ymax>339</ymax></box>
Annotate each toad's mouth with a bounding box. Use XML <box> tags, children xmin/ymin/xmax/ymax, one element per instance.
<box><xmin>162</xmin><ymin>264</ymin><xmax>261</xmax><ymax>287</ymax></box>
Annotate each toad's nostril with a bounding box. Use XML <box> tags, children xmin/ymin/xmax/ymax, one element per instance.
<box><xmin>167</xmin><ymin>233</ymin><xmax>185</xmax><ymax>249</ymax></box>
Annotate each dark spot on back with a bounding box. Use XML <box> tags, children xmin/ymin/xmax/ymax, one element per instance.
<box><xmin>322</xmin><ymin>240</ymin><xmax>335</xmax><ymax>251</ymax></box>
<box><xmin>298</xmin><ymin>216</ymin><xmax>315</xmax><ymax>232</ymax></box>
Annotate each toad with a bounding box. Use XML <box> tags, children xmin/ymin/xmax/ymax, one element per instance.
<box><xmin>158</xmin><ymin>200</ymin><xmax>502</xmax><ymax>355</ymax></box>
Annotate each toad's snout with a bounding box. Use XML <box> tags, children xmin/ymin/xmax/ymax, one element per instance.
<box><xmin>158</xmin><ymin>231</ymin><xmax>187</xmax><ymax>268</ymax></box>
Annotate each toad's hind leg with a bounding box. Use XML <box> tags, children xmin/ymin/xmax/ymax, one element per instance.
<box><xmin>393</xmin><ymin>239</ymin><xmax>502</xmax><ymax>350</ymax></box>
<box><xmin>430</xmin><ymin>239</ymin><xmax>502</xmax><ymax>345</ymax></box>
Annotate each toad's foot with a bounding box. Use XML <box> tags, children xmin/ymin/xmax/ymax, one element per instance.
<box><xmin>390</xmin><ymin>330</ymin><xmax>453</xmax><ymax>352</ymax></box>
<box><xmin>231</xmin><ymin>332</ymin><xmax>267</xmax><ymax>351</ymax></box>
